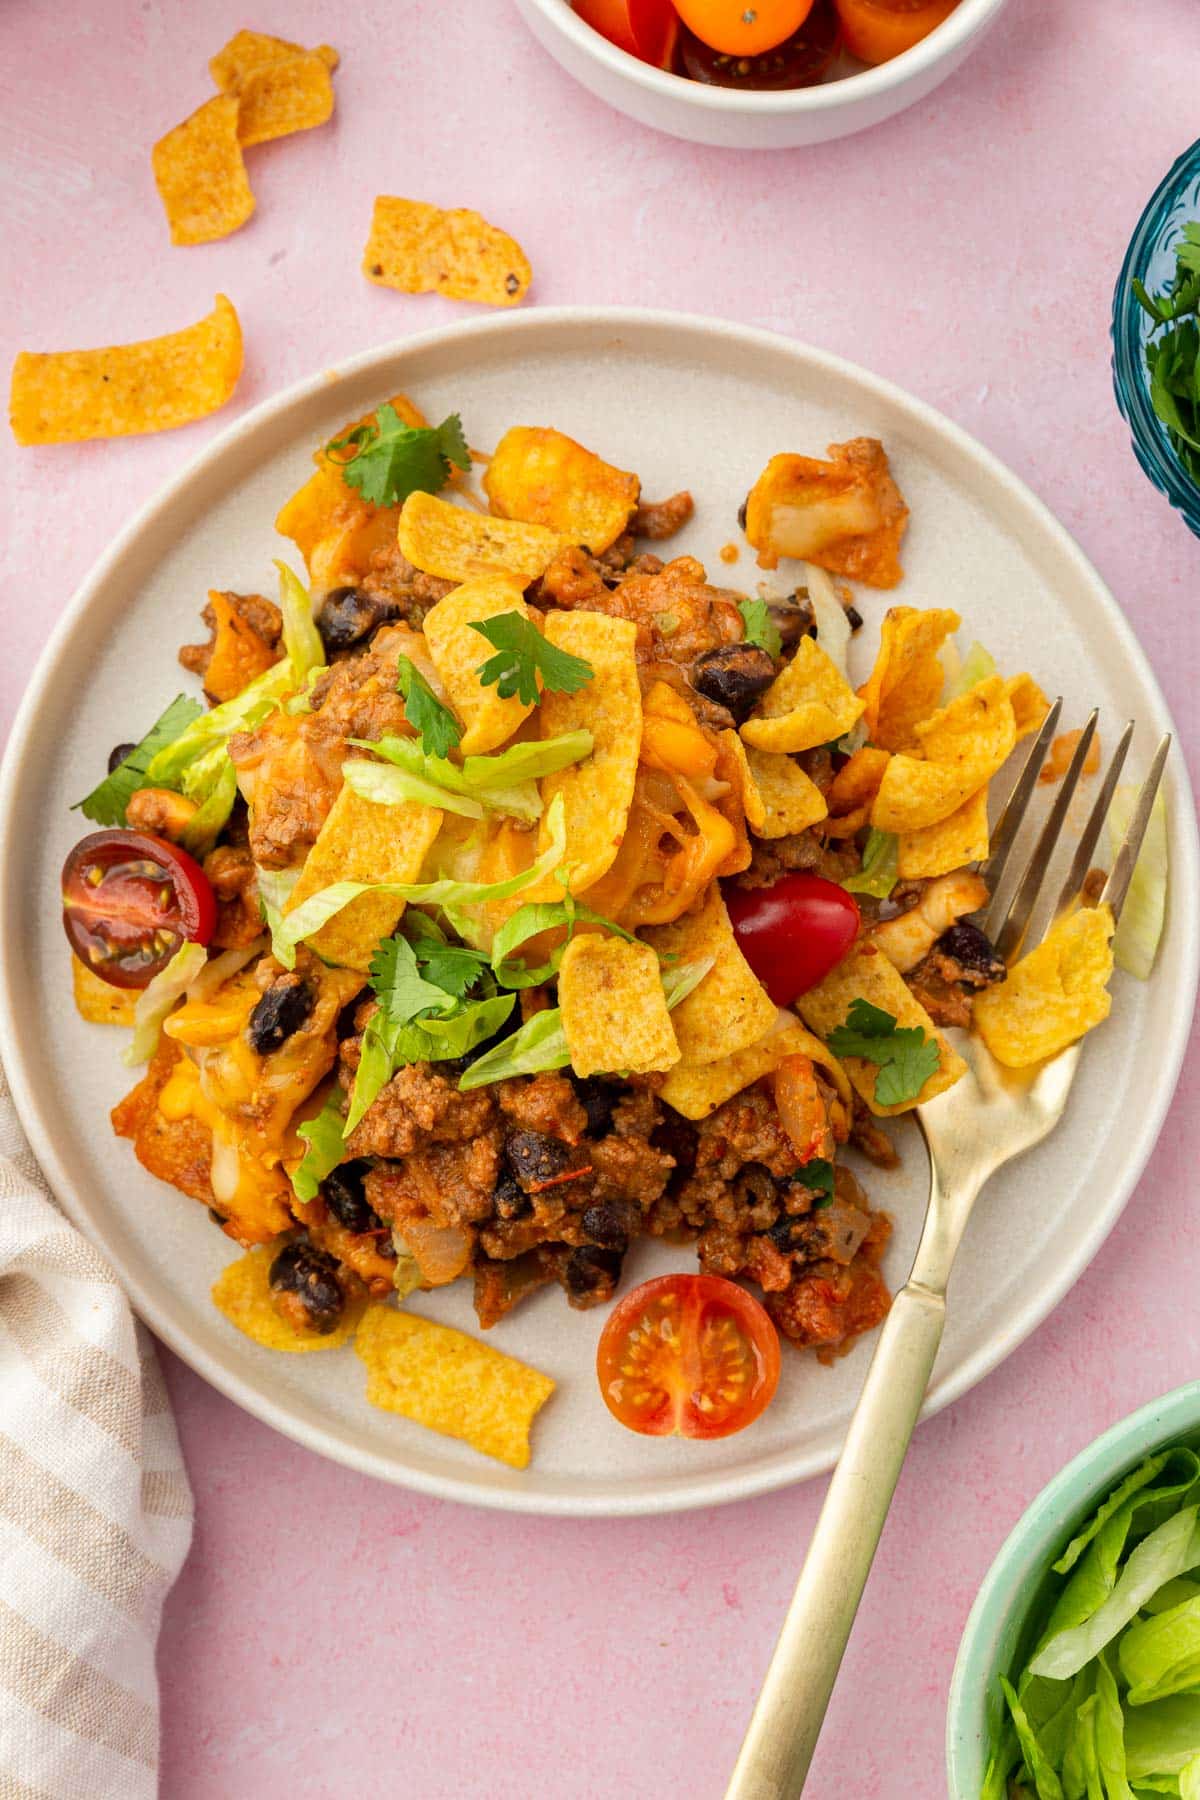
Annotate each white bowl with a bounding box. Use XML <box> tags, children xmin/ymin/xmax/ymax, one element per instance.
<box><xmin>515</xmin><ymin>0</ymin><xmax>1009</xmax><ymax>148</ymax></box>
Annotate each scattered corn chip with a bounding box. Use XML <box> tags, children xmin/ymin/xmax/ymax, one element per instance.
<box><xmin>535</xmin><ymin>612</ymin><xmax>641</xmax><ymax>894</ymax></box>
<box><xmin>1005</xmin><ymin>674</ymin><xmax>1051</xmax><ymax>740</ymax></box>
<box><xmin>356</xmin><ymin>1305</ymin><xmax>554</xmax><ymax>1469</ymax></box>
<box><xmin>484</xmin><ymin>426</ymin><xmax>639</xmax><ymax>555</ymax></box>
<box><xmin>285</xmin><ymin>785</ymin><xmax>443</xmax><ymax>971</ymax></box>
<box><xmin>797</xmin><ymin>944</ymin><xmax>965</xmax><ymax>1116</ymax></box>
<box><xmin>897</xmin><ymin>785</ymin><xmax>990</xmax><ymax>880</ymax></box>
<box><xmin>559</xmin><ymin>936</ymin><xmax>679</xmax><ymax>1077</ymax></box>
<box><xmin>643</xmin><ymin>888</ymin><xmax>775</xmax><ymax>1067</ymax></box>
<box><xmin>363</xmin><ymin>197</ymin><xmax>532</xmax><ymax>307</ymax></box>
<box><xmin>72</xmin><ymin>957</ymin><xmax>138</xmax><ymax>1026</ymax></box>
<box><xmin>743</xmin><ymin>438</ymin><xmax>909</xmax><ymax>588</ymax></box>
<box><xmin>422</xmin><ymin>575</ymin><xmax>535</xmax><ymax>755</ymax></box>
<box><xmin>152</xmin><ymin>96</ymin><xmax>255</xmax><ymax>246</ymax></box>
<box><xmin>212</xmin><ymin>1244</ymin><xmax>365</xmax><ymax>1352</ymax></box>
<box><xmin>742</xmin><ymin>745</ymin><xmax>828</xmax><ymax>837</ymax></box>
<box><xmin>858</xmin><ymin>607</ymin><xmax>961</xmax><ymax>751</ymax></box>
<box><xmin>718</xmin><ymin>730</ymin><xmax>766</xmax><ymax>833</ymax></box>
<box><xmin>209</xmin><ymin>30</ymin><xmax>339</xmax><ymax>90</ymax></box>
<box><xmin>398</xmin><ymin>490</ymin><xmax>570</xmax><ymax>585</ymax></box>
<box><xmin>740</xmin><ymin>635</ymin><xmax>865</xmax><ymax>755</ymax></box>
<box><xmin>10</xmin><ymin>296</ymin><xmax>243</xmax><ymax>445</ymax></box>
<box><xmin>232</xmin><ymin>51</ymin><xmax>335</xmax><ymax>147</ymax></box>
<box><xmin>871</xmin><ymin>677</ymin><xmax>1017</xmax><ymax>834</ymax></box>
<box><xmin>660</xmin><ymin>1012</ymin><xmax>849</xmax><ymax>1121</ymax></box>
<box><xmin>974</xmin><ymin>905</ymin><xmax>1114</xmax><ymax>1068</ymax></box>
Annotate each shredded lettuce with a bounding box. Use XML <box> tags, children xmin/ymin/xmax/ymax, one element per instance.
<box><xmin>291</xmin><ymin>1095</ymin><xmax>347</xmax><ymax>1204</ymax></box>
<box><xmin>146</xmin><ymin>658</ymin><xmax>295</xmax><ymax>789</ymax></box>
<box><xmin>803</xmin><ymin>563</ymin><xmax>852</xmax><ymax>678</ymax></box>
<box><xmin>842</xmin><ymin>828</ymin><xmax>899</xmax><ymax>899</ymax></box>
<box><xmin>181</xmin><ymin>756</ymin><xmax>239</xmax><ymax>858</ymax></box>
<box><xmin>355</xmin><ymin>729</ymin><xmax>593</xmax><ymax>825</ymax></box>
<box><xmin>347</xmin><ymin>990</ymin><xmax>514</xmax><ymax>1130</ymax></box>
<box><xmin>275</xmin><ymin>560</ymin><xmax>325</xmax><ymax>683</ymax></box>
<box><xmin>1032</xmin><ymin>1509</ymin><xmax>1200</xmax><ymax>1681</ymax></box>
<box><xmin>342</xmin><ymin>756</ymin><xmax>485</xmax><ymax>820</ymax></box>
<box><xmin>255</xmin><ymin>865</ymin><xmax>299</xmax><ymax>952</ymax></box>
<box><xmin>660</xmin><ymin>956</ymin><xmax>716</xmax><ymax>1009</ymax></box>
<box><xmin>1108</xmin><ymin>785</ymin><xmax>1168</xmax><ymax>980</ymax></box>
<box><xmin>72</xmin><ymin>694</ymin><xmax>203</xmax><ymax>825</ymax></box>
<box><xmin>1125</xmin><ymin>1697</ymin><xmax>1200</xmax><ymax>1780</ymax></box>
<box><xmin>121</xmin><ymin>941</ymin><xmax>209</xmax><ymax>1066</ymax></box>
<box><xmin>946</xmin><ymin>639</ymin><xmax>998</xmax><ymax>699</ymax></box>
<box><xmin>489</xmin><ymin>898</ymin><xmax>637</xmax><ymax>989</ymax></box>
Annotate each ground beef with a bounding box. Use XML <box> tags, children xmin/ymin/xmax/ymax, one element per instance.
<box><xmin>765</xmin><ymin>1212</ymin><xmax>892</xmax><ymax>1360</ymax></box>
<box><xmin>633</xmin><ymin>491</ymin><xmax>694</xmax><ymax>540</ymax></box>
<box><xmin>849</xmin><ymin>1095</ymin><xmax>899</xmax><ymax>1169</ymax></box>
<box><xmin>180</xmin><ymin>590</ymin><xmax>282</xmax><ymax>687</ymax></box>
<box><xmin>738</xmin><ymin>828</ymin><xmax>861</xmax><ymax>890</ymax></box>
<box><xmin>539</xmin><ymin>550</ymin><xmax>744</xmax><ymax>671</ymax></box>
<box><xmin>346</xmin><ymin>1060</ymin><xmax>497</xmax><ymax>1159</ymax></box>
<box><xmin>496</xmin><ymin>1071</ymin><xmax>587</xmax><ymax>1143</ymax></box>
<box><xmin>360</xmin><ymin>543</ymin><xmax>455</xmax><ymax>625</ymax></box>
<box><xmin>203</xmin><ymin>843</ymin><xmax>263</xmax><ymax>949</ymax></box>
<box><xmin>905</xmin><ymin>954</ymin><xmax>976</xmax><ymax>1028</ymax></box>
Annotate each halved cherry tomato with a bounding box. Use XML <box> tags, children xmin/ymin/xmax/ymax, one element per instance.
<box><xmin>724</xmin><ymin>872</ymin><xmax>859</xmax><ymax>1007</ymax></box>
<box><xmin>572</xmin><ymin>0</ymin><xmax>680</xmax><ymax>68</ymax></box>
<box><xmin>597</xmin><ymin>1274</ymin><xmax>781</xmax><ymax>1439</ymax></box>
<box><xmin>834</xmin><ymin>0</ymin><xmax>957</xmax><ymax>65</ymax></box>
<box><xmin>62</xmin><ymin>828</ymin><xmax>216</xmax><ymax>990</ymax></box>
<box><xmin>674</xmin><ymin>0</ymin><xmax>814</xmax><ymax>56</ymax></box>
<box><xmin>677</xmin><ymin>5</ymin><xmax>839</xmax><ymax>89</ymax></box>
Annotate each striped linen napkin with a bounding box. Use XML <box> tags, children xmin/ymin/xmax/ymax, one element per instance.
<box><xmin>0</xmin><ymin>1063</ymin><xmax>193</xmax><ymax>1800</ymax></box>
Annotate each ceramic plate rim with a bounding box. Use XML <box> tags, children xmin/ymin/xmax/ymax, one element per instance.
<box><xmin>2</xmin><ymin>306</ymin><xmax>1195</xmax><ymax>1516</ymax></box>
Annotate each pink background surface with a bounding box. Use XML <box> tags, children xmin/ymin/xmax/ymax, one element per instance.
<box><xmin>3</xmin><ymin>2</ymin><xmax>1200</xmax><ymax>1794</ymax></box>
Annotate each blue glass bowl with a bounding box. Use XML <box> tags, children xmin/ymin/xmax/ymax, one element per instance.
<box><xmin>1111</xmin><ymin>137</ymin><xmax>1200</xmax><ymax>539</ymax></box>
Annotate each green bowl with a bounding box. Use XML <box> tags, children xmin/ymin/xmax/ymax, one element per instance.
<box><xmin>946</xmin><ymin>1380</ymin><xmax>1200</xmax><ymax>1795</ymax></box>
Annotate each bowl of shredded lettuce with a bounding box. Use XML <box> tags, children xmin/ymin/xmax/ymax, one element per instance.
<box><xmin>948</xmin><ymin>1382</ymin><xmax>1200</xmax><ymax>1798</ymax></box>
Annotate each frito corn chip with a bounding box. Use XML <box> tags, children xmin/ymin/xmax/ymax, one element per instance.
<box><xmin>356</xmin><ymin>1305</ymin><xmax>554</xmax><ymax>1469</ymax></box>
<box><xmin>660</xmin><ymin>1012</ymin><xmax>850</xmax><ymax>1121</ymax></box>
<box><xmin>743</xmin><ymin>439</ymin><xmax>909</xmax><ymax>588</ymax></box>
<box><xmin>10</xmin><ymin>296</ymin><xmax>243</xmax><ymax>445</ymax></box>
<box><xmin>212</xmin><ymin>1245</ymin><xmax>365</xmax><ymax>1352</ymax></box>
<box><xmin>285</xmin><ymin>785</ymin><xmax>443</xmax><ymax>971</ymax></box>
<box><xmin>535</xmin><ymin>612</ymin><xmax>641</xmax><ymax>895</ymax></box>
<box><xmin>232</xmin><ymin>51</ymin><xmax>335</xmax><ymax>147</ymax></box>
<box><xmin>423</xmin><ymin>575</ymin><xmax>535</xmax><ymax>755</ymax></box>
<box><xmin>643</xmin><ymin>888</ymin><xmax>775</xmax><ymax>1067</ymax></box>
<box><xmin>209</xmin><ymin>30</ymin><xmax>339</xmax><ymax>90</ymax></box>
<box><xmin>398</xmin><ymin>491</ymin><xmax>570</xmax><ymax>585</ymax></box>
<box><xmin>363</xmin><ymin>197</ymin><xmax>532</xmax><ymax>307</ymax></box>
<box><xmin>823</xmin><ymin>745</ymin><xmax>891</xmax><ymax>838</ymax></box>
<box><xmin>797</xmin><ymin>944</ymin><xmax>965</xmax><ymax>1116</ymax></box>
<box><xmin>276</xmin><ymin>395</ymin><xmax>426</xmax><ymax>580</ymax></box>
<box><xmin>1006</xmin><ymin>673</ymin><xmax>1051</xmax><ymax>739</ymax></box>
<box><xmin>858</xmin><ymin>607</ymin><xmax>961</xmax><ymax>752</ymax></box>
<box><xmin>871</xmin><ymin>677</ymin><xmax>1017</xmax><ymax>835</ymax></box>
<box><xmin>72</xmin><ymin>957</ymin><xmax>138</xmax><ymax>1026</ymax></box>
<box><xmin>742</xmin><ymin>745</ymin><xmax>828</xmax><ymax>837</ymax></box>
<box><xmin>559</xmin><ymin>936</ymin><xmax>679</xmax><ymax>1077</ymax></box>
<box><xmin>974</xmin><ymin>905</ymin><xmax>1114</xmax><ymax>1068</ymax></box>
<box><xmin>152</xmin><ymin>96</ymin><xmax>255</xmax><ymax>246</ymax></box>
<box><xmin>897</xmin><ymin>785</ymin><xmax>990</xmax><ymax>880</ymax></box>
<box><xmin>484</xmin><ymin>427</ymin><xmax>639</xmax><ymax>555</ymax></box>
<box><xmin>718</xmin><ymin>730</ymin><xmax>766</xmax><ymax>832</ymax></box>
<box><xmin>740</xmin><ymin>635</ymin><xmax>865</xmax><ymax>755</ymax></box>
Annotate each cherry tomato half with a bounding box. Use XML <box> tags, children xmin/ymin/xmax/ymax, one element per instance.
<box><xmin>834</xmin><ymin>0</ymin><xmax>957</xmax><ymax>65</ymax></box>
<box><xmin>674</xmin><ymin>0</ymin><xmax>814</xmax><ymax>56</ymax></box>
<box><xmin>597</xmin><ymin>1274</ymin><xmax>781</xmax><ymax>1439</ymax></box>
<box><xmin>724</xmin><ymin>872</ymin><xmax>859</xmax><ymax>1007</ymax></box>
<box><xmin>677</xmin><ymin>4</ymin><xmax>839</xmax><ymax>89</ymax></box>
<box><xmin>62</xmin><ymin>828</ymin><xmax>216</xmax><ymax>990</ymax></box>
<box><xmin>572</xmin><ymin>0</ymin><xmax>679</xmax><ymax>68</ymax></box>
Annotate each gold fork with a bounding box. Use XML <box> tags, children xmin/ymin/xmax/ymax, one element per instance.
<box><xmin>725</xmin><ymin>707</ymin><xmax>1172</xmax><ymax>1800</ymax></box>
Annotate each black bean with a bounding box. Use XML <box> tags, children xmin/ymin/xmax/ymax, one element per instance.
<box><xmin>208</xmin><ymin>1207</ymin><xmax>227</xmax><ymax>1227</ymax></box>
<box><xmin>247</xmin><ymin>977</ymin><xmax>315</xmax><ymax>1054</ymax></box>
<box><xmin>570</xmin><ymin>1074</ymin><xmax>618</xmax><ymax>1139</ymax></box>
<box><xmin>692</xmin><ymin>644</ymin><xmax>778</xmax><ymax>722</ymax></box>
<box><xmin>322</xmin><ymin>1162</ymin><xmax>381</xmax><ymax>1235</ymax></box>
<box><xmin>269</xmin><ymin>1243</ymin><xmax>345</xmax><ymax>1334</ymax></box>
<box><xmin>845</xmin><ymin>604</ymin><xmax>864</xmax><ymax>631</ymax></box>
<box><xmin>316</xmin><ymin>586</ymin><xmax>399</xmax><ymax>656</ymax></box>
<box><xmin>733</xmin><ymin>1162</ymin><xmax>778</xmax><ymax>1211</ymax></box>
<box><xmin>107</xmin><ymin>742</ymin><xmax>137</xmax><ymax>773</ymax></box>
<box><xmin>937</xmin><ymin>921</ymin><xmax>1007</xmax><ymax>986</ymax></box>
<box><xmin>493</xmin><ymin>1168</ymin><xmax>532</xmax><ymax>1221</ymax></box>
<box><xmin>564</xmin><ymin>1245</ymin><xmax>623</xmax><ymax>1298</ymax></box>
<box><xmin>651</xmin><ymin>1108</ymin><xmax>699</xmax><ymax>1182</ymax></box>
<box><xmin>737</xmin><ymin>499</ymin><xmax>748</xmax><ymax>531</ymax></box>
<box><xmin>505</xmin><ymin>1130</ymin><xmax>575</xmax><ymax>1193</ymax></box>
<box><xmin>768</xmin><ymin>1215</ymin><xmax>817</xmax><ymax>1254</ymax></box>
<box><xmin>773</xmin><ymin>595</ymin><xmax>817</xmax><ymax>653</ymax></box>
<box><xmin>580</xmin><ymin>1204</ymin><xmax>629</xmax><ymax>1253</ymax></box>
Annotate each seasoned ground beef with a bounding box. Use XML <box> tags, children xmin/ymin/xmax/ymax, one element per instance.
<box><xmin>180</xmin><ymin>590</ymin><xmax>282</xmax><ymax>688</ymax></box>
<box><xmin>633</xmin><ymin>490</ymin><xmax>694</xmax><ymax>540</ymax></box>
<box><xmin>360</xmin><ymin>543</ymin><xmax>456</xmax><ymax>625</ymax></box>
<box><xmin>203</xmin><ymin>843</ymin><xmax>263</xmax><ymax>950</ymax></box>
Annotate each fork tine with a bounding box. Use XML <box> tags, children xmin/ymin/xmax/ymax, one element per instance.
<box><xmin>1100</xmin><ymin>733</ymin><xmax>1171</xmax><ymax>923</ymax></box>
<box><xmin>1050</xmin><ymin>720</ymin><xmax>1135</xmax><ymax>923</ymax></box>
<box><xmin>992</xmin><ymin>709</ymin><xmax>1099</xmax><ymax>960</ymax></box>
<box><xmin>978</xmin><ymin>696</ymin><xmax>1064</xmax><ymax>929</ymax></box>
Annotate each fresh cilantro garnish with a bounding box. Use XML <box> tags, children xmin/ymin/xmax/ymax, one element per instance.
<box><xmin>738</xmin><ymin>597</ymin><xmax>782</xmax><ymax>659</ymax></box>
<box><xmin>402</xmin><ymin>912</ymin><xmax>491</xmax><ymax>998</ymax></box>
<box><xmin>73</xmin><ymin>694</ymin><xmax>202</xmax><ymax>825</ymax></box>
<box><xmin>826</xmin><ymin>998</ymin><xmax>941</xmax><ymax>1108</ymax></box>
<box><xmin>395</xmin><ymin>655</ymin><xmax>462</xmax><ymax>759</ymax></box>
<box><xmin>1133</xmin><ymin>222</ymin><xmax>1200</xmax><ymax>485</ymax></box>
<box><xmin>326</xmin><ymin>406</ymin><xmax>470</xmax><ymax>509</ymax></box>
<box><xmin>369</xmin><ymin>933</ymin><xmax>462</xmax><ymax>1025</ymax></box>
<box><xmin>800</xmin><ymin>1158</ymin><xmax>836</xmax><ymax>1207</ymax></box>
<box><xmin>470</xmin><ymin>612</ymin><xmax>594</xmax><ymax>707</ymax></box>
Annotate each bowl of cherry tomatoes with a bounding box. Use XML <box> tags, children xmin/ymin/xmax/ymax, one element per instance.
<box><xmin>514</xmin><ymin>0</ymin><xmax>1009</xmax><ymax>148</ymax></box>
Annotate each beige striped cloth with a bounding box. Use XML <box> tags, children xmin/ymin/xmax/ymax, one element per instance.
<box><xmin>0</xmin><ymin>1064</ymin><xmax>193</xmax><ymax>1799</ymax></box>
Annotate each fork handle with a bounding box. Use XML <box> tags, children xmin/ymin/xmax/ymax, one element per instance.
<box><xmin>724</xmin><ymin>1281</ymin><xmax>946</xmax><ymax>1800</ymax></box>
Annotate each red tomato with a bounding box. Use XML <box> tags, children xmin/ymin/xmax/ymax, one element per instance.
<box><xmin>724</xmin><ymin>873</ymin><xmax>859</xmax><ymax>1007</ymax></box>
<box><xmin>597</xmin><ymin>1274</ymin><xmax>781</xmax><ymax>1439</ymax></box>
<box><xmin>674</xmin><ymin>0</ymin><xmax>815</xmax><ymax>55</ymax></box>
<box><xmin>834</xmin><ymin>0</ymin><xmax>957</xmax><ymax>65</ymax></box>
<box><xmin>62</xmin><ymin>829</ymin><xmax>216</xmax><ymax>990</ymax></box>
<box><xmin>572</xmin><ymin>0</ymin><xmax>680</xmax><ymax>68</ymax></box>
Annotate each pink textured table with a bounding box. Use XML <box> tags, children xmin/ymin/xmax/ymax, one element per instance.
<box><xmin>3</xmin><ymin>3</ymin><xmax>1199</xmax><ymax>1794</ymax></box>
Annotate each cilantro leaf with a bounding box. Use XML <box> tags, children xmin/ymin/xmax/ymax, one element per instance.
<box><xmin>738</xmin><ymin>597</ymin><xmax>782</xmax><ymax>659</ymax></box>
<box><xmin>327</xmin><ymin>406</ymin><xmax>470</xmax><ymax>509</ymax></box>
<box><xmin>395</xmin><ymin>655</ymin><xmax>462</xmax><ymax>758</ymax></box>
<box><xmin>369</xmin><ymin>934</ymin><xmax>461</xmax><ymax>1025</ymax></box>
<box><xmin>827</xmin><ymin>998</ymin><xmax>940</xmax><ymax>1107</ymax></box>
<box><xmin>73</xmin><ymin>694</ymin><xmax>203</xmax><ymax>825</ymax></box>
<box><xmin>799</xmin><ymin>1157</ymin><xmax>836</xmax><ymax>1208</ymax></box>
<box><xmin>402</xmin><ymin>916</ymin><xmax>492</xmax><ymax>998</ymax></box>
<box><xmin>471</xmin><ymin>612</ymin><xmax>594</xmax><ymax>707</ymax></box>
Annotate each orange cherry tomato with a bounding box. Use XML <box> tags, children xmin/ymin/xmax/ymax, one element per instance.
<box><xmin>834</xmin><ymin>0</ymin><xmax>958</xmax><ymax>65</ymax></box>
<box><xmin>572</xmin><ymin>0</ymin><xmax>680</xmax><ymax>68</ymax></box>
<box><xmin>674</xmin><ymin>0</ymin><xmax>815</xmax><ymax>55</ymax></box>
<box><xmin>596</xmin><ymin>1274</ymin><xmax>781</xmax><ymax>1439</ymax></box>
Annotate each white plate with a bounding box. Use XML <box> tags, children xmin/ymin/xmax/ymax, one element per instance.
<box><xmin>2</xmin><ymin>309</ymin><xmax>1195</xmax><ymax>1517</ymax></box>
